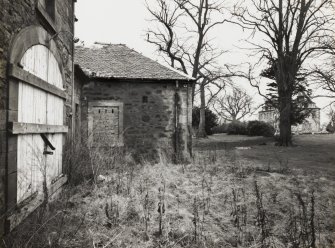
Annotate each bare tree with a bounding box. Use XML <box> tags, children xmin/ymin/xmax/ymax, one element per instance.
<box><xmin>312</xmin><ymin>65</ymin><xmax>335</xmax><ymax>102</ymax></box>
<box><xmin>326</xmin><ymin>103</ymin><xmax>335</xmax><ymax>127</ymax></box>
<box><xmin>212</xmin><ymin>87</ymin><xmax>254</xmax><ymax>122</ymax></box>
<box><xmin>312</xmin><ymin>41</ymin><xmax>335</xmax><ymax>99</ymax></box>
<box><xmin>146</xmin><ymin>0</ymin><xmax>230</xmax><ymax>137</ymax></box>
<box><xmin>232</xmin><ymin>0</ymin><xmax>335</xmax><ymax>146</ymax></box>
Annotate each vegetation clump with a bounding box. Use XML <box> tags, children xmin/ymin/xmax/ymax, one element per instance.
<box><xmin>225</xmin><ymin>120</ymin><xmax>275</xmax><ymax>137</ymax></box>
<box><xmin>211</xmin><ymin>123</ymin><xmax>229</xmax><ymax>134</ymax></box>
<box><xmin>227</xmin><ymin>121</ymin><xmax>248</xmax><ymax>135</ymax></box>
<box><xmin>192</xmin><ymin>107</ymin><xmax>218</xmax><ymax>135</ymax></box>
<box><xmin>247</xmin><ymin>120</ymin><xmax>275</xmax><ymax>137</ymax></box>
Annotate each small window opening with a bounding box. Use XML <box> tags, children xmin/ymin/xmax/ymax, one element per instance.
<box><xmin>75</xmin><ymin>104</ymin><xmax>79</xmax><ymax>117</ymax></box>
<box><xmin>142</xmin><ymin>96</ymin><xmax>148</xmax><ymax>103</ymax></box>
<box><xmin>46</xmin><ymin>0</ymin><xmax>56</xmax><ymax>21</ymax></box>
<box><xmin>112</xmin><ymin>109</ymin><xmax>114</xmax><ymax>114</ymax></box>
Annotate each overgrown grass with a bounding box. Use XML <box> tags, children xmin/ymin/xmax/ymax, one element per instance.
<box><xmin>3</xmin><ymin>147</ymin><xmax>335</xmax><ymax>248</ymax></box>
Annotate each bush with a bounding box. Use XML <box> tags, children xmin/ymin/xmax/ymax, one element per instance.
<box><xmin>247</xmin><ymin>120</ymin><xmax>275</xmax><ymax>137</ymax></box>
<box><xmin>226</xmin><ymin>120</ymin><xmax>275</xmax><ymax>137</ymax></box>
<box><xmin>211</xmin><ymin>123</ymin><xmax>229</xmax><ymax>134</ymax></box>
<box><xmin>227</xmin><ymin>121</ymin><xmax>248</xmax><ymax>135</ymax></box>
<box><xmin>192</xmin><ymin>107</ymin><xmax>218</xmax><ymax>135</ymax></box>
<box><xmin>326</xmin><ymin>122</ymin><xmax>335</xmax><ymax>133</ymax></box>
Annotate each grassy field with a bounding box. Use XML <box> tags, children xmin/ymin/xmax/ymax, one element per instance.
<box><xmin>237</xmin><ymin>135</ymin><xmax>335</xmax><ymax>179</ymax></box>
<box><xmin>195</xmin><ymin>134</ymin><xmax>335</xmax><ymax>179</ymax></box>
<box><xmin>193</xmin><ymin>134</ymin><xmax>273</xmax><ymax>150</ymax></box>
<box><xmin>2</xmin><ymin>135</ymin><xmax>335</xmax><ymax>248</ymax></box>
<box><xmin>5</xmin><ymin>136</ymin><xmax>335</xmax><ymax>248</ymax></box>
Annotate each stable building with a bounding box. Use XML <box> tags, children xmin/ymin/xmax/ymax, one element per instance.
<box><xmin>75</xmin><ymin>44</ymin><xmax>194</xmax><ymax>162</ymax></box>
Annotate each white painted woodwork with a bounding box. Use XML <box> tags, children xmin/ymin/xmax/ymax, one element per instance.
<box><xmin>8</xmin><ymin>65</ymin><xmax>67</xmax><ymax>99</ymax></box>
<box><xmin>9</xmin><ymin>122</ymin><xmax>68</xmax><ymax>134</ymax></box>
<box><xmin>17</xmin><ymin>45</ymin><xmax>65</xmax><ymax>202</ymax></box>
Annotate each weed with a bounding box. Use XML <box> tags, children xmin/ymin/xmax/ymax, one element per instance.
<box><xmin>157</xmin><ymin>183</ymin><xmax>166</xmax><ymax>236</ymax></box>
<box><xmin>254</xmin><ymin>181</ymin><xmax>269</xmax><ymax>247</ymax></box>
<box><xmin>192</xmin><ymin>196</ymin><xmax>200</xmax><ymax>242</ymax></box>
<box><xmin>105</xmin><ymin>195</ymin><xmax>120</xmax><ymax>227</ymax></box>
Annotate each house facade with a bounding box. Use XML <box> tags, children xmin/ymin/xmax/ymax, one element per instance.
<box><xmin>259</xmin><ymin>100</ymin><xmax>321</xmax><ymax>133</ymax></box>
<box><xmin>75</xmin><ymin>44</ymin><xmax>194</xmax><ymax>163</ymax></box>
<box><xmin>0</xmin><ymin>0</ymin><xmax>76</xmax><ymax>234</ymax></box>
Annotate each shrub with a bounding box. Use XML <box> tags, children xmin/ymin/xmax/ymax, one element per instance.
<box><xmin>247</xmin><ymin>120</ymin><xmax>275</xmax><ymax>137</ymax></box>
<box><xmin>326</xmin><ymin>122</ymin><xmax>335</xmax><ymax>133</ymax></box>
<box><xmin>227</xmin><ymin>121</ymin><xmax>248</xmax><ymax>135</ymax></box>
<box><xmin>211</xmin><ymin>123</ymin><xmax>229</xmax><ymax>134</ymax></box>
<box><xmin>192</xmin><ymin>107</ymin><xmax>218</xmax><ymax>135</ymax></box>
<box><xmin>226</xmin><ymin>121</ymin><xmax>275</xmax><ymax>137</ymax></box>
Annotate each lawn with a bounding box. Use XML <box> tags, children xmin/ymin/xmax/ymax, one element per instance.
<box><xmin>4</xmin><ymin>135</ymin><xmax>335</xmax><ymax>248</ymax></box>
<box><xmin>193</xmin><ymin>134</ymin><xmax>273</xmax><ymax>150</ymax></box>
<box><xmin>194</xmin><ymin>133</ymin><xmax>335</xmax><ymax>179</ymax></box>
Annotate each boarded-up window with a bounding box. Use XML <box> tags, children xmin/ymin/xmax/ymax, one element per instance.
<box><xmin>88</xmin><ymin>101</ymin><xmax>124</xmax><ymax>147</ymax></box>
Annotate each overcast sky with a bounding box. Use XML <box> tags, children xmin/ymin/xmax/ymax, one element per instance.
<box><xmin>75</xmin><ymin>0</ymin><xmax>332</xmax><ymax>124</ymax></box>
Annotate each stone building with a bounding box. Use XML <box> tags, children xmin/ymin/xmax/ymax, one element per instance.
<box><xmin>0</xmin><ymin>0</ymin><xmax>76</xmax><ymax>234</ymax></box>
<box><xmin>259</xmin><ymin>104</ymin><xmax>280</xmax><ymax>131</ymax></box>
<box><xmin>259</xmin><ymin>98</ymin><xmax>321</xmax><ymax>133</ymax></box>
<box><xmin>75</xmin><ymin>44</ymin><xmax>194</xmax><ymax>162</ymax></box>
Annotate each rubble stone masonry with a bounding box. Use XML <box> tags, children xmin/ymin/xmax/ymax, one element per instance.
<box><xmin>80</xmin><ymin>80</ymin><xmax>192</xmax><ymax>163</ymax></box>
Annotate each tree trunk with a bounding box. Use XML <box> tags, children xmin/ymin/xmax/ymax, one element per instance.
<box><xmin>191</xmin><ymin>33</ymin><xmax>204</xmax><ymax>104</ymax></box>
<box><xmin>197</xmin><ymin>82</ymin><xmax>207</xmax><ymax>138</ymax></box>
<box><xmin>278</xmin><ymin>92</ymin><xmax>293</xmax><ymax>146</ymax></box>
<box><xmin>276</xmin><ymin>55</ymin><xmax>296</xmax><ymax>146</ymax></box>
<box><xmin>192</xmin><ymin>84</ymin><xmax>196</xmax><ymax>104</ymax></box>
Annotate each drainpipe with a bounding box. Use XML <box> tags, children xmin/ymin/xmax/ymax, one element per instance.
<box><xmin>186</xmin><ymin>82</ymin><xmax>192</xmax><ymax>158</ymax></box>
<box><xmin>71</xmin><ymin>1</ymin><xmax>76</xmax><ymax>144</ymax></box>
<box><xmin>4</xmin><ymin>49</ymin><xmax>10</xmax><ymax>235</ymax></box>
<box><xmin>174</xmin><ymin>80</ymin><xmax>180</xmax><ymax>163</ymax></box>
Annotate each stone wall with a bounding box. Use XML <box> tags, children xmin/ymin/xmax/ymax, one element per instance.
<box><xmin>0</xmin><ymin>0</ymin><xmax>74</xmax><ymax>235</ymax></box>
<box><xmin>80</xmin><ymin>80</ymin><xmax>192</xmax><ymax>162</ymax></box>
<box><xmin>292</xmin><ymin>108</ymin><xmax>321</xmax><ymax>133</ymax></box>
<box><xmin>259</xmin><ymin>110</ymin><xmax>279</xmax><ymax>131</ymax></box>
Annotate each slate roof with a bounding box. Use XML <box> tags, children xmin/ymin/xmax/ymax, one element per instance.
<box><xmin>75</xmin><ymin>44</ymin><xmax>193</xmax><ymax>81</ymax></box>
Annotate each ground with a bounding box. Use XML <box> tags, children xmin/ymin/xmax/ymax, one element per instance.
<box><xmin>4</xmin><ymin>134</ymin><xmax>335</xmax><ymax>248</ymax></box>
<box><xmin>194</xmin><ymin>133</ymin><xmax>335</xmax><ymax>179</ymax></box>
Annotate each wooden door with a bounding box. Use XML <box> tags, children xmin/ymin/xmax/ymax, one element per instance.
<box><xmin>17</xmin><ymin>45</ymin><xmax>64</xmax><ymax>202</ymax></box>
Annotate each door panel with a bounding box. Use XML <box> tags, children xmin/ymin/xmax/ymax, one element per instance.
<box><xmin>17</xmin><ymin>45</ymin><xmax>64</xmax><ymax>202</ymax></box>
